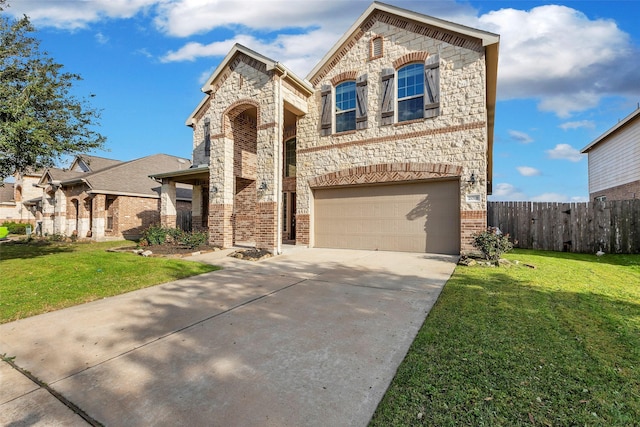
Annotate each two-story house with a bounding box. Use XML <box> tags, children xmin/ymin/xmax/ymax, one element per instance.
<box><xmin>153</xmin><ymin>2</ymin><xmax>499</xmax><ymax>255</ymax></box>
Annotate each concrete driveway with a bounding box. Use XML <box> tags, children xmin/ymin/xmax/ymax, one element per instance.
<box><xmin>0</xmin><ymin>247</ymin><xmax>457</xmax><ymax>426</ymax></box>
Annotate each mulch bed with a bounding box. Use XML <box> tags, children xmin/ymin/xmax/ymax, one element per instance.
<box><xmin>228</xmin><ymin>248</ymin><xmax>273</xmax><ymax>261</ymax></box>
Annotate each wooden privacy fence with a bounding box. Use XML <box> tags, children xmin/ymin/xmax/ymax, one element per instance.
<box><xmin>177</xmin><ymin>210</ymin><xmax>192</xmax><ymax>232</ymax></box>
<box><xmin>488</xmin><ymin>200</ymin><xmax>640</xmax><ymax>254</ymax></box>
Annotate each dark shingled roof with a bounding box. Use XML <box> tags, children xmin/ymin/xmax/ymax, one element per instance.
<box><xmin>64</xmin><ymin>154</ymin><xmax>192</xmax><ymax>199</ymax></box>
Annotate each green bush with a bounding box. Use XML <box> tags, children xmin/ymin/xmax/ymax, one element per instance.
<box><xmin>141</xmin><ymin>225</ymin><xmax>168</xmax><ymax>245</ymax></box>
<box><xmin>472</xmin><ymin>227</ymin><xmax>513</xmax><ymax>261</ymax></box>
<box><xmin>140</xmin><ymin>225</ymin><xmax>207</xmax><ymax>249</ymax></box>
<box><xmin>1</xmin><ymin>221</ymin><xmax>29</xmax><ymax>235</ymax></box>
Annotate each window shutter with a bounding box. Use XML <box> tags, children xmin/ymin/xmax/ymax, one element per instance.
<box><xmin>355</xmin><ymin>74</ymin><xmax>368</xmax><ymax>130</ymax></box>
<box><xmin>380</xmin><ymin>68</ymin><xmax>395</xmax><ymax>126</ymax></box>
<box><xmin>320</xmin><ymin>85</ymin><xmax>332</xmax><ymax>136</ymax></box>
<box><xmin>424</xmin><ymin>54</ymin><xmax>440</xmax><ymax>119</ymax></box>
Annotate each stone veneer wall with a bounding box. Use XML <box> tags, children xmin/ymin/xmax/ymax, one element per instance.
<box><xmin>297</xmin><ymin>16</ymin><xmax>489</xmax><ymax>251</ymax></box>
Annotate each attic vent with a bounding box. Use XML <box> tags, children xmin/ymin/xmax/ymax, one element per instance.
<box><xmin>370</xmin><ymin>36</ymin><xmax>383</xmax><ymax>60</ymax></box>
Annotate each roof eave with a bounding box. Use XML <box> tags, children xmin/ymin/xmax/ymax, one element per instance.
<box><xmin>581</xmin><ymin>107</ymin><xmax>640</xmax><ymax>153</ymax></box>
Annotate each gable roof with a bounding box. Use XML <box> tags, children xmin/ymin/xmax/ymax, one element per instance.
<box><xmin>71</xmin><ymin>155</ymin><xmax>123</xmax><ymax>173</ymax></box>
<box><xmin>186</xmin><ymin>44</ymin><xmax>313</xmax><ymax>126</ymax></box>
<box><xmin>581</xmin><ymin>107</ymin><xmax>640</xmax><ymax>153</ymax></box>
<box><xmin>39</xmin><ymin>154</ymin><xmax>192</xmax><ymax>200</ymax></box>
<box><xmin>307</xmin><ymin>1</ymin><xmax>500</xmax><ymax>83</ymax></box>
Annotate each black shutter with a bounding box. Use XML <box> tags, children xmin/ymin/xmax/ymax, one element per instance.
<box><xmin>204</xmin><ymin>118</ymin><xmax>210</xmax><ymax>156</ymax></box>
<box><xmin>380</xmin><ymin>68</ymin><xmax>395</xmax><ymax>126</ymax></box>
<box><xmin>424</xmin><ymin>54</ymin><xmax>440</xmax><ymax>118</ymax></box>
<box><xmin>356</xmin><ymin>74</ymin><xmax>368</xmax><ymax>130</ymax></box>
<box><xmin>320</xmin><ymin>85</ymin><xmax>332</xmax><ymax>136</ymax></box>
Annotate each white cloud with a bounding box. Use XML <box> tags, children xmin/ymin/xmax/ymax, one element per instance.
<box><xmin>161</xmin><ymin>29</ymin><xmax>342</xmax><ymax>76</ymax></box>
<box><xmin>546</xmin><ymin>144</ymin><xmax>584</xmax><ymax>162</ymax></box>
<box><xmin>475</xmin><ymin>5</ymin><xmax>636</xmax><ymax>117</ymax></box>
<box><xmin>530</xmin><ymin>193</ymin><xmax>588</xmax><ymax>203</ymax></box>
<box><xmin>559</xmin><ymin>120</ymin><xmax>596</xmax><ymax>131</ymax></box>
<box><xmin>516</xmin><ymin>166</ymin><xmax>541</xmax><ymax>176</ymax></box>
<box><xmin>5</xmin><ymin>0</ymin><xmax>158</xmax><ymax>29</ymax></box>
<box><xmin>530</xmin><ymin>193</ymin><xmax>571</xmax><ymax>202</ymax></box>
<box><xmin>95</xmin><ymin>32</ymin><xmax>109</xmax><ymax>44</ymax></box>
<box><xmin>508</xmin><ymin>130</ymin><xmax>533</xmax><ymax>144</ymax></box>
<box><xmin>489</xmin><ymin>183</ymin><xmax>528</xmax><ymax>201</ymax></box>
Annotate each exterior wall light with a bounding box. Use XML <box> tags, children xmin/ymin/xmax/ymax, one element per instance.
<box><xmin>259</xmin><ymin>181</ymin><xmax>268</xmax><ymax>190</ymax></box>
<box><xmin>211</xmin><ymin>186</ymin><xmax>218</xmax><ymax>194</ymax></box>
<box><xmin>467</xmin><ymin>173</ymin><xmax>476</xmax><ymax>185</ymax></box>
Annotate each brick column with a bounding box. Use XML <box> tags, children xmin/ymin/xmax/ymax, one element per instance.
<box><xmin>209</xmin><ymin>203</ymin><xmax>233</xmax><ymax>247</ymax></box>
<box><xmin>192</xmin><ymin>184</ymin><xmax>202</xmax><ymax>230</ymax></box>
<box><xmin>461</xmin><ymin>210</ymin><xmax>486</xmax><ymax>253</ymax></box>
<box><xmin>255</xmin><ymin>201</ymin><xmax>277</xmax><ymax>250</ymax></box>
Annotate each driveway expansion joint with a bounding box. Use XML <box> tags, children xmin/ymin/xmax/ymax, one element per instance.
<box><xmin>1</xmin><ymin>357</ymin><xmax>102</xmax><ymax>426</ymax></box>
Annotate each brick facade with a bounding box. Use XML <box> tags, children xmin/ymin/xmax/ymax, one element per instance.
<box><xmin>590</xmin><ymin>180</ymin><xmax>640</xmax><ymax>201</ymax></box>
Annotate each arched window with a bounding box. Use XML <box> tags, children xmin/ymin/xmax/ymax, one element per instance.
<box><xmin>335</xmin><ymin>81</ymin><xmax>356</xmax><ymax>133</ymax></box>
<box><xmin>397</xmin><ymin>63</ymin><xmax>424</xmax><ymax>122</ymax></box>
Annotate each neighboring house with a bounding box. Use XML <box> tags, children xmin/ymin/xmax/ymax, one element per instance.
<box><xmin>0</xmin><ymin>170</ymin><xmax>42</xmax><ymax>224</ymax></box>
<box><xmin>37</xmin><ymin>154</ymin><xmax>192</xmax><ymax>240</ymax></box>
<box><xmin>153</xmin><ymin>2</ymin><xmax>499</xmax><ymax>254</ymax></box>
<box><xmin>581</xmin><ymin>107</ymin><xmax>640</xmax><ymax>201</ymax></box>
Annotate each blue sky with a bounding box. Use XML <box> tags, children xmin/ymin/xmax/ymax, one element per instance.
<box><xmin>3</xmin><ymin>0</ymin><xmax>640</xmax><ymax>202</ymax></box>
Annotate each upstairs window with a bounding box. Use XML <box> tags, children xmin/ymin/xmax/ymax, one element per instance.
<box><xmin>203</xmin><ymin>118</ymin><xmax>210</xmax><ymax>156</ymax></box>
<box><xmin>285</xmin><ymin>138</ymin><xmax>296</xmax><ymax>177</ymax></box>
<box><xmin>335</xmin><ymin>81</ymin><xmax>356</xmax><ymax>133</ymax></box>
<box><xmin>397</xmin><ymin>63</ymin><xmax>424</xmax><ymax>122</ymax></box>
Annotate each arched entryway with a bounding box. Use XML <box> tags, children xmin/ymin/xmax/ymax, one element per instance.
<box><xmin>226</xmin><ymin>103</ymin><xmax>258</xmax><ymax>246</ymax></box>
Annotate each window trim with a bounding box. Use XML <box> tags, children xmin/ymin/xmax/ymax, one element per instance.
<box><xmin>396</xmin><ymin>62</ymin><xmax>425</xmax><ymax>123</ymax></box>
<box><xmin>335</xmin><ymin>80</ymin><xmax>357</xmax><ymax>133</ymax></box>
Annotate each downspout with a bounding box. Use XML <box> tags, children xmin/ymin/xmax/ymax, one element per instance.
<box><xmin>275</xmin><ymin>68</ymin><xmax>287</xmax><ymax>255</ymax></box>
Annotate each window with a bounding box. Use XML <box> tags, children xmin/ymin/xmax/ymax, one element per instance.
<box><xmin>335</xmin><ymin>81</ymin><xmax>356</xmax><ymax>133</ymax></box>
<box><xmin>397</xmin><ymin>63</ymin><xmax>424</xmax><ymax>122</ymax></box>
<box><xmin>285</xmin><ymin>138</ymin><xmax>296</xmax><ymax>177</ymax></box>
<box><xmin>204</xmin><ymin>118</ymin><xmax>210</xmax><ymax>156</ymax></box>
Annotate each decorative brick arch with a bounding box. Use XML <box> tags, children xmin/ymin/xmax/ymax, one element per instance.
<box><xmin>393</xmin><ymin>51</ymin><xmax>429</xmax><ymax>69</ymax></box>
<box><xmin>221</xmin><ymin>99</ymin><xmax>260</xmax><ymax>138</ymax></box>
<box><xmin>330</xmin><ymin>70</ymin><xmax>358</xmax><ymax>86</ymax></box>
<box><xmin>308</xmin><ymin>162</ymin><xmax>462</xmax><ymax>188</ymax></box>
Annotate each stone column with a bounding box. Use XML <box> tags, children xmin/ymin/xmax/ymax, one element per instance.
<box><xmin>92</xmin><ymin>194</ymin><xmax>106</xmax><ymax>240</ymax></box>
<box><xmin>160</xmin><ymin>179</ymin><xmax>177</xmax><ymax>228</ymax></box>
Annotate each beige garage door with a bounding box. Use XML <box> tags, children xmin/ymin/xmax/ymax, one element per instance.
<box><xmin>314</xmin><ymin>180</ymin><xmax>460</xmax><ymax>254</ymax></box>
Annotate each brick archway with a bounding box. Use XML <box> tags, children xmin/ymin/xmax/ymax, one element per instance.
<box><xmin>308</xmin><ymin>162</ymin><xmax>462</xmax><ymax>188</ymax></box>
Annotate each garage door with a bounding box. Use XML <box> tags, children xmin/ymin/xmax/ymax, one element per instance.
<box><xmin>314</xmin><ymin>180</ymin><xmax>460</xmax><ymax>254</ymax></box>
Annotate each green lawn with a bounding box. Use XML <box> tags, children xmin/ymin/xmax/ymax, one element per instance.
<box><xmin>0</xmin><ymin>239</ymin><xmax>219</xmax><ymax>323</ymax></box>
<box><xmin>371</xmin><ymin>250</ymin><xmax>640</xmax><ymax>426</ymax></box>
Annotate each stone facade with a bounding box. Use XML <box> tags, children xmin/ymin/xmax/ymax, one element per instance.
<box><xmin>170</xmin><ymin>3</ymin><xmax>498</xmax><ymax>254</ymax></box>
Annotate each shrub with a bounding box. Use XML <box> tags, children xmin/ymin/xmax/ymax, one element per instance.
<box><xmin>140</xmin><ymin>225</ymin><xmax>168</xmax><ymax>246</ymax></box>
<box><xmin>472</xmin><ymin>227</ymin><xmax>513</xmax><ymax>261</ymax></box>
<box><xmin>140</xmin><ymin>225</ymin><xmax>207</xmax><ymax>249</ymax></box>
<box><xmin>1</xmin><ymin>221</ymin><xmax>29</xmax><ymax>235</ymax></box>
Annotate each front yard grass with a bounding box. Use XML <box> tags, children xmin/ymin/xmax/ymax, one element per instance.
<box><xmin>0</xmin><ymin>239</ymin><xmax>219</xmax><ymax>323</ymax></box>
<box><xmin>371</xmin><ymin>250</ymin><xmax>640</xmax><ymax>426</ymax></box>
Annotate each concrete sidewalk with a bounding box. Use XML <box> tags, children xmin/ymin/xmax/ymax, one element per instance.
<box><xmin>0</xmin><ymin>247</ymin><xmax>457</xmax><ymax>426</ymax></box>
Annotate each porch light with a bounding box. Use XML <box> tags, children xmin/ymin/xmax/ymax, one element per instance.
<box><xmin>259</xmin><ymin>181</ymin><xmax>268</xmax><ymax>190</ymax></box>
<box><xmin>211</xmin><ymin>186</ymin><xmax>218</xmax><ymax>194</ymax></box>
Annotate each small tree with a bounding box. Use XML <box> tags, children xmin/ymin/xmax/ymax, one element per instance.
<box><xmin>472</xmin><ymin>227</ymin><xmax>513</xmax><ymax>262</ymax></box>
<box><xmin>0</xmin><ymin>11</ymin><xmax>105</xmax><ymax>180</ymax></box>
